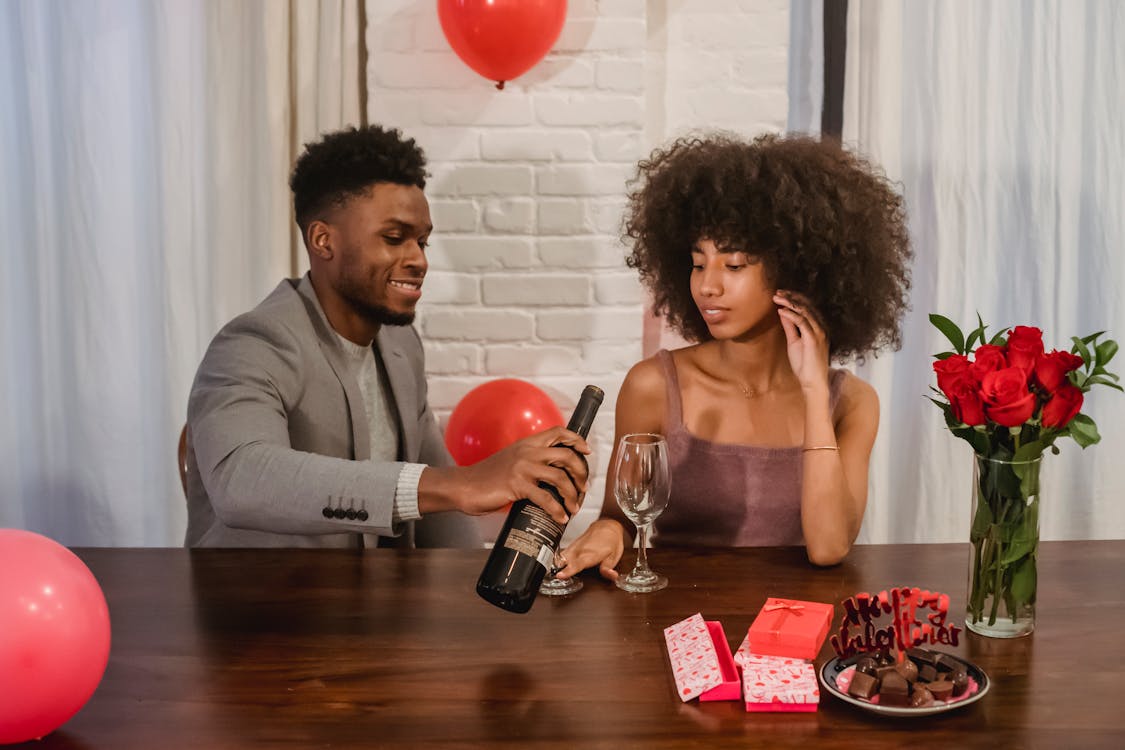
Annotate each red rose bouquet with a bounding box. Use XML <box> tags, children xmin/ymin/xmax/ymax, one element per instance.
<box><xmin>929</xmin><ymin>315</ymin><xmax>1120</xmax><ymax>637</ymax></box>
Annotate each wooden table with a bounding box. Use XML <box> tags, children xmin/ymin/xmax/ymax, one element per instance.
<box><xmin>19</xmin><ymin>542</ymin><xmax>1125</xmax><ymax>749</ymax></box>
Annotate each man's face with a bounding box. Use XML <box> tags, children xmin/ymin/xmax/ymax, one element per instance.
<box><xmin>327</xmin><ymin>183</ymin><xmax>431</xmax><ymax>327</ymax></box>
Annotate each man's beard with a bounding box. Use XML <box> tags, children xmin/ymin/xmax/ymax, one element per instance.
<box><xmin>336</xmin><ymin>275</ymin><xmax>416</xmax><ymax>327</ymax></box>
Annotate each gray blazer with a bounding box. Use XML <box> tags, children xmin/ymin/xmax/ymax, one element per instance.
<box><xmin>184</xmin><ymin>275</ymin><xmax>480</xmax><ymax>548</ymax></box>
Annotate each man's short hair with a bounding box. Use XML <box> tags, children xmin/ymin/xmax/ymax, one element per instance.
<box><xmin>289</xmin><ymin>125</ymin><xmax>428</xmax><ymax>235</ymax></box>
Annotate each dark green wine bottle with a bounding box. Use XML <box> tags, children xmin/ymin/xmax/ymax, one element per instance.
<box><xmin>476</xmin><ymin>385</ymin><xmax>604</xmax><ymax>613</ymax></box>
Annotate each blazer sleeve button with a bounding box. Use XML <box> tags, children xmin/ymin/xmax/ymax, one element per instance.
<box><xmin>333</xmin><ymin>508</ymin><xmax>347</xmax><ymax>519</ymax></box>
<box><xmin>322</xmin><ymin>507</ymin><xmax>334</xmax><ymax>519</ymax></box>
<box><xmin>357</xmin><ymin>509</ymin><xmax>369</xmax><ymax>522</ymax></box>
<box><xmin>345</xmin><ymin>509</ymin><xmax>358</xmax><ymax>520</ymax></box>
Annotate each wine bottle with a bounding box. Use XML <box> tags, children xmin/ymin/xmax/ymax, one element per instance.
<box><xmin>476</xmin><ymin>385</ymin><xmax>604</xmax><ymax>613</ymax></box>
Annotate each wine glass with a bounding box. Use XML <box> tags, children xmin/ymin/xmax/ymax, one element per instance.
<box><xmin>538</xmin><ymin>545</ymin><xmax>582</xmax><ymax>597</ymax></box>
<box><xmin>613</xmin><ymin>433</ymin><xmax>670</xmax><ymax>593</ymax></box>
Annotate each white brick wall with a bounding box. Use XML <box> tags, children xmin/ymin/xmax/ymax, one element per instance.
<box><xmin>365</xmin><ymin>0</ymin><xmax>789</xmax><ymax>543</ymax></box>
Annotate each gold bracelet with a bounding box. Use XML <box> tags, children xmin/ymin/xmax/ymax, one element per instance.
<box><xmin>802</xmin><ymin>445</ymin><xmax>839</xmax><ymax>452</ymax></box>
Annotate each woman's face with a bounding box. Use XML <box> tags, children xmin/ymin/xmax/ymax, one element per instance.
<box><xmin>689</xmin><ymin>238</ymin><xmax>780</xmax><ymax>340</ymax></box>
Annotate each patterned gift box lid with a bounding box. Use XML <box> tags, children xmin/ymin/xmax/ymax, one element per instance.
<box><xmin>663</xmin><ymin>613</ymin><xmax>724</xmax><ymax>702</ymax></box>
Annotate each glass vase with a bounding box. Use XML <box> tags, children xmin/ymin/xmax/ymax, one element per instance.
<box><xmin>966</xmin><ymin>452</ymin><xmax>1042</xmax><ymax>638</ymax></box>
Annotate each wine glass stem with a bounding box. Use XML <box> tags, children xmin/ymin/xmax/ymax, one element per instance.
<box><xmin>635</xmin><ymin>523</ymin><xmax>652</xmax><ymax>574</ymax></box>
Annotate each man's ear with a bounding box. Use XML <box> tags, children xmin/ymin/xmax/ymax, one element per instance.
<box><xmin>306</xmin><ymin>220</ymin><xmax>333</xmax><ymax>261</ymax></box>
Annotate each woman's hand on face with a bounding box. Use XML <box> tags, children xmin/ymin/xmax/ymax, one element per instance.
<box><xmin>774</xmin><ymin>291</ymin><xmax>830</xmax><ymax>391</ymax></box>
<box><xmin>553</xmin><ymin>519</ymin><xmax>625</xmax><ymax>582</ymax></box>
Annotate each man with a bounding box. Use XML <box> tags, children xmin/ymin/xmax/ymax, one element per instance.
<box><xmin>184</xmin><ymin>125</ymin><xmax>589</xmax><ymax>547</ymax></box>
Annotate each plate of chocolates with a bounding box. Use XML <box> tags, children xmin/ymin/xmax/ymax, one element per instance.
<box><xmin>819</xmin><ymin>647</ymin><xmax>989</xmax><ymax>717</ymax></box>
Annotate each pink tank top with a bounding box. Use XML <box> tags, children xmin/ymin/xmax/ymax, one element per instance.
<box><xmin>654</xmin><ymin>349</ymin><xmax>847</xmax><ymax>547</ymax></box>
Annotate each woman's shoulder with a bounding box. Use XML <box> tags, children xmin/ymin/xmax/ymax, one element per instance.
<box><xmin>832</xmin><ymin>369</ymin><xmax>879</xmax><ymax>421</ymax></box>
<box><xmin>622</xmin><ymin>352</ymin><xmax>670</xmax><ymax>400</ymax></box>
<box><xmin>614</xmin><ymin>353</ymin><xmax>675</xmax><ymax>434</ymax></box>
<box><xmin>627</xmin><ymin>345</ymin><xmax>708</xmax><ymax>388</ymax></box>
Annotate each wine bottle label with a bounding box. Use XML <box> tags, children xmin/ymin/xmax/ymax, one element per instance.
<box><xmin>536</xmin><ymin>543</ymin><xmax>555</xmax><ymax>570</ymax></box>
<box><xmin>501</xmin><ymin>503</ymin><xmax>562</xmax><ymax>571</ymax></box>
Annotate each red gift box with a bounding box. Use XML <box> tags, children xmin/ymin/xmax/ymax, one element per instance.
<box><xmin>747</xmin><ymin>597</ymin><xmax>833</xmax><ymax>660</ymax></box>
<box><xmin>663</xmin><ymin>614</ymin><xmax>740</xmax><ymax>702</ymax></box>
<box><xmin>699</xmin><ymin>621</ymin><xmax>740</xmax><ymax>702</ymax></box>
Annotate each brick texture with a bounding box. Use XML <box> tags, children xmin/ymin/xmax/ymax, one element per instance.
<box><xmin>365</xmin><ymin>0</ymin><xmax>789</xmax><ymax>543</ymax></box>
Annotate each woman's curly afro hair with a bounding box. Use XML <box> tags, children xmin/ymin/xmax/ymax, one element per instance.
<box><xmin>624</xmin><ymin>132</ymin><xmax>913</xmax><ymax>362</ymax></box>
<box><xmin>290</xmin><ymin>125</ymin><xmax>427</xmax><ymax>235</ymax></box>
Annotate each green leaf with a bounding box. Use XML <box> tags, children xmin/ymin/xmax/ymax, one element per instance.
<box><xmin>965</xmin><ymin>319</ymin><xmax>987</xmax><ymax>352</ymax></box>
<box><xmin>1068</xmin><ymin>413</ymin><xmax>1101</xmax><ymax>448</ymax></box>
<box><xmin>1020</xmin><ymin>469</ymin><xmax>1040</xmax><ymax>504</ymax></box>
<box><xmin>934</xmin><ymin>351</ymin><xmax>957</xmax><ymax>361</ymax></box>
<box><xmin>1071</xmin><ymin>336</ymin><xmax>1093</xmax><ymax>366</ymax></box>
<box><xmin>991</xmin><ymin>459</ymin><xmax>1023</xmax><ymax>500</ymax></box>
<box><xmin>1095</xmin><ymin>339</ymin><xmax>1118</xmax><ymax>368</ymax></box>
<box><xmin>927</xmin><ymin>395</ymin><xmax>953</xmax><ymax>414</ymax></box>
<box><xmin>1012</xmin><ymin>441</ymin><xmax>1043</xmax><ymax>462</ymax></box>
<box><xmin>970</xmin><ymin>495</ymin><xmax>993</xmax><ymax>544</ymax></box>
<box><xmin>1011</xmin><ymin>442</ymin><xmax>1043</xmax><ymax>498</ymax></box>
<box><xmin>1084</xmin><ymin>375</ymin><xmax>1125</xmax><ymax>392</ymax></box>
<box><xmin>929</xmin><ymin>314</ymin><xmax>965</xmax><ymax>354</ymax></box>
<box><xmin>964</xmin><ymin>331</ymin><xmax>979</xmax><ymax>351</ymax></box>
<box><xmin>989</xmin><ymin>328</ymin><xmax>1010</xmax><ymax>346</ymax></box>
<box><xmin>1000</xmin><ymin>536</ymin><xmax>1034</xmax><ymax>566</ymax></box>
<box><xmin>1010</xmin><ymin>556</ymin><xmax>1037</xmax><ymax>604</ymax></box>
<box><xmin>954</xmin><ymin>426</ymin><xmax>991</xmax><ymax>455</ymax></box>
<box><xmin>1081</xmin><ymin>330</ymin><xmax>1106</xmax><ymax>345</ymax></box>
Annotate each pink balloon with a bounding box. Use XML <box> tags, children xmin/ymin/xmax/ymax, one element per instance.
<box><xmin>445</xmin><ymin>379</ymin><xmax>564</xmax><ymax>466</ymax></box>
<box><xmin>0</xmin><ymin>529</ymin><xmax>111</xmax><ymax>744</ymax></box>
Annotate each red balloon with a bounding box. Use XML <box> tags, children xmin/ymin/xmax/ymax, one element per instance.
<box><xmin>438</xmin><ymin>0</ymin><xmax>568</xmax><ymax>88</ymax></box>
<box><xmin>0</xmin><ymin>529</ymin><xmax>111</xmax><ymax>744</ymax></box>
<box><xmin>445</xmin><ymin>379</ymin><xmax>564</xmax><ymax>466</ymax></box>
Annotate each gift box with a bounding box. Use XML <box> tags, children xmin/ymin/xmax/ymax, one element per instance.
<box><xmin>740</xmin><ymin>652</ymin><xmax>820</xmax><ymax>712</ymax></box>
<box><xmin>733</xmin><ymin>631</ymin><xmax>756</xmax><ymax>667</ymax></box>
<box><xmin>663</xmin><ymin>613</ymin><xmax>740</xmax><ymax>702</ymax></box>
<box><xmin>747</xmin><ymin>597</ymin><xmax>833</xmax><ymax>660</ymax></box>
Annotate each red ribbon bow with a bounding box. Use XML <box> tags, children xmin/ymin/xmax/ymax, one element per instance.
<box><xmin>763</xmin><ymin>599</ymin><xmax>805</xmax><ymax>639</ymax></box>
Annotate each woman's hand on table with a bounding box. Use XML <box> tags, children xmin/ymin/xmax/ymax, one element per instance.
<box><xmin>554</xmin><ymin>519</ymin><xmax>625</xmax><ymax>582</ymax></box>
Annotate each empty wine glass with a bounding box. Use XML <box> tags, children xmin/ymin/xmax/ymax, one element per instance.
<box><xmin>613</xmin><ymin>433</ymin><xmax>670</xmax><ymax>593</ymax></box>
<box><xmin>538</xmin><ymin>546</ymin><xmax>582</xmax><ymax>597</ymax></box>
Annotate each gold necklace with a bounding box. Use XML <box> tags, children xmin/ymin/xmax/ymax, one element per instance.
<box><xmin>733</xmin><ymin>382</ymin><xmax>778</xmax><ymax>398</ymax></box>
<box><xmin>733</xmin><ymin>376</ymin><xmax>793</xmax><ymax>399</ymax></box>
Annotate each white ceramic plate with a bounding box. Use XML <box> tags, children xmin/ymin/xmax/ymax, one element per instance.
<box><xmin>819</xmin><ymin>652</ymin><xmax>990</xmax><ymax>717</ymax></box>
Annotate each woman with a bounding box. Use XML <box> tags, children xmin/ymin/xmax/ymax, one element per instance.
<box><xmin>556</xmin><ymin>133</ymin><xmax>912</xmax><ymax>577</ymax></box>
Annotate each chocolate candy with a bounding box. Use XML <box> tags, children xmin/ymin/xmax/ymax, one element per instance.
<box><xmin>907</xmin><ymin>647</ymin><xmax>937</xmax><ymax>668</ymax></box>
<box><xmin>951</xmin><ymin>669</ymin><xmax>969</xmax><ymax>697</ymax></box>
<box><xmin>845</xmin><ymin>648</ymin><xmax>972</xmax><ymax>709</ymax></box>
<box><xmin>848</xmin><ymin>670</ymin><xmax>879</xmax><ymax>699</ymax></box>
<box><xmin>855</xmin><ymin>656</ymin><xmax>878</xmax><ymax>676</ymax></box>
<box><xmin>910</xmin><ymin>685</ymin><xmax>934</xmax><ymax>708</ymax></box>
<box><xmin>895</xmin><ymin>659</ymin><xmax>919</xmax><ymax>682</ymax></box>
<box><xmin>879</xmin><ymin>672</ymin><xmax>910</xmax><ymax>707</ymax></box>
<box><xmin>875</xmin><ymin>663</ymin><xmax>897</xmax><ymax>681</ymax></box>
<box><xmin>932</xmin><ymin>653</ymin><xmax>956</xmax><ymax>673</ymax></box>
<box><xmin>928</xmin><ymin>679</ymin><xmax>953</xmax><ymax>701</ymax></box>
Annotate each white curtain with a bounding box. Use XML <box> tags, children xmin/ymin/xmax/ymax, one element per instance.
<box><xmin>841</xmin><ymin>0</ymin><xmax>1125</xmax><ymax>543</ymax></box>
<box><xmin>0</xmin><ymin>0</ymin><xmax>363</xmax><ymax>546</ymax></box>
